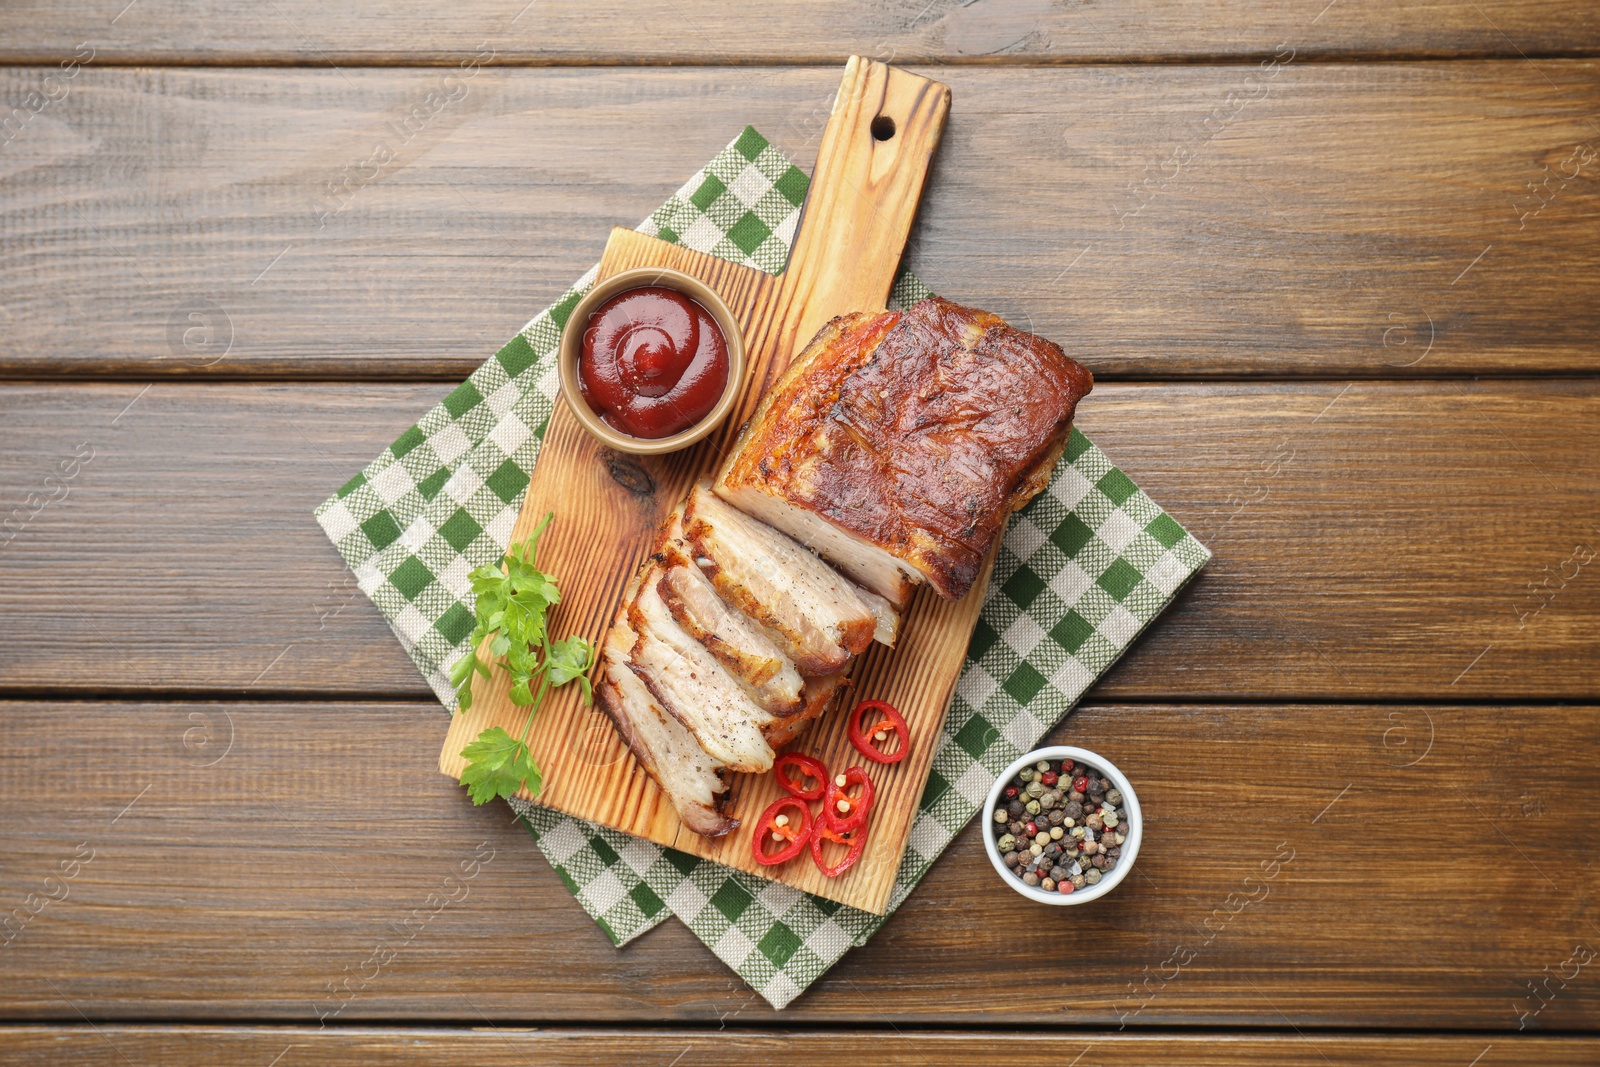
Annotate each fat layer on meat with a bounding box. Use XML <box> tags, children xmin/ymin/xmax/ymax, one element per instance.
<box><xmin>657</xmin><ymin>554</ymin><xmax>806</xmax><ymax>716</ymax></box>
<box><xmin>684</xmin><ymin>481</ymin><xmax>877</xmax><ymax>676</ymax></box>
<box><xmin>596</xmin><ymin>612</ymin><xmax>737</xmax><ymax>837</ymax></box>
<box><xmin>627</xmin><ymin>566</ymin><xmax>777</xmax><ymax>774</ymax></box>
<box><xmin>851</xmin><ymin>582</ymin><xmax>900</xmax><ymax>648</ymax></box>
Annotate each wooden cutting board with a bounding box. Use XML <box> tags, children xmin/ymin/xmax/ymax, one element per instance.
<box><xmin>440</xmin><ymin>57</ymin><xmax>972</xmax><ymax>914</ymax></box>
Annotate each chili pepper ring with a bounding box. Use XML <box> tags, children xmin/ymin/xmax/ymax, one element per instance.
<box><xmin>822</xmin><ymin>766</ymin><xmax>875</xmax><ymax>834</ymax></box>
<box><xmin>812</xmin><ymin>821</ymin><xmax>868</xmax><ymax>879</ymax></box>
<box><xmin>848</xmin><ymin>699</ymin><xmax>910</xmax><ymax>764</ymax></box>
<box><xmin>752</xmin><ymin>795</ymin><xmax>813</xmax><ymax>866</ymax></box>
<box><xmin>774</xmin><ymin>752</ymin><xmax>829</xmax><ymax>801</ymax></box>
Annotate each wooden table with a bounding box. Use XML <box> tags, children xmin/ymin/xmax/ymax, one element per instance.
<box><xmin>2</xmin><ymin>4</ymin><xmax>1597</xmax><ymax>1063</ymax></box>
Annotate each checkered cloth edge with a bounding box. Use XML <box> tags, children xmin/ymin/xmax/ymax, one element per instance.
<box><xmin>315</xmin><ymin>127</ymin><xmax>1209</xmax><ymax>1008</ymax></box>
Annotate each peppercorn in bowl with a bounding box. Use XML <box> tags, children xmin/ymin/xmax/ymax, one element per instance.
<box><xmin>982</xmin><ymin>745</ymin><xmax>1142</xmax><ymax>906</ymax></box>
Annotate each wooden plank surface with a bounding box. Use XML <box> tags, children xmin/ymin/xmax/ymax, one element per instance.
<box><xmin>3</xmin><ymin>699</ymin><xmax>1596</xmax><ymax>1026</ymax></box>
<box><xmin>3</xmin><ymin>381</ymin><xmax>1596</xmax><ymax>702</ymax></box>
<box><xmin>3</xmin><ymin>64</ymin><xmax>1599</xmax><ymax>381</ymax></box>
<box><xmin>0</xmin><ymin>382</ymin><xmax>429</xmax><ymax>696</ymax></box>
<box><xmin>4</xmin><ymin>10</ymin><xmax>1598</xmax><ymax>1041</ymax></box>
<box><xmin>2</xmin><ymin>1028</ymin><xmax>1597</xmax><ymax>1067</ymax></box>
<box><xmin>2</xmin><ymin>0</ymin><xmax>1598</xmax><ymax>64</ymax></box>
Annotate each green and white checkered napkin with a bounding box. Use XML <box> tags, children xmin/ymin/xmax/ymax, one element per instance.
<box><xmin>315</xmin><ymin>127</ymin><xmax>1209</xmax><ymax>1009</ymax></box>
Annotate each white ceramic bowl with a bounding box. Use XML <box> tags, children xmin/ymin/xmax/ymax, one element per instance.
<box><xmin>981</xmin><ymin>745</ymin><xmax>1142</xmax><ymax>906</ymax></box>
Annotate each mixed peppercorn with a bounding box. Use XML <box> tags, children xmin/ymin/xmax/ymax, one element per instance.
<box><xmin>991</xmin><ymin>757</ymin><xmax>1127</xmax><ymax>895</ymax></box>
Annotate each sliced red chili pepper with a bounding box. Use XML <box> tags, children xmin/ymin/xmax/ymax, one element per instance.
<box><xmin>821</xmin><ymin>766</ymin><xmax>875</xmax><ymax>833</ymax></box>
<box><xmin>847</xmin><ymin>699</ymin><xmax>910</xmax><ymax>765</ymax></box>
<box><xmin>773</xmin><ymin>753</ymin><xmax>828</xmax><ymax>801</ymax></box>
<box><xmin>751</xmin><ymin>796</ymin><xmax>812</xmax><ymax>866</ymax></box>
<box><xmin>811</xmin><ymin>821</ymin><xmax>868</xmax><ymax>878</ymax></box>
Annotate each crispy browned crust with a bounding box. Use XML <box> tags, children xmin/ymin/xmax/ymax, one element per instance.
<box><xmin>721</xmin><ymin>310</ymin><xmax>899</xmax><ymax>479</ymax></box>
<box><xmin>718</xmin><ymin>297</ymin><xmax>1094</xmax><ymax>601</ymax></box>
<box><xmin>761</xmin><ymin>672</ymin><xmax>849</xmax><ymax>749</ymax></box>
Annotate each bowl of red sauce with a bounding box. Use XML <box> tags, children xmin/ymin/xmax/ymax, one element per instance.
<box><xmin>558</xmin><ymin>267</ymin><xmax>745</xmax><ymax>456</ymax></box>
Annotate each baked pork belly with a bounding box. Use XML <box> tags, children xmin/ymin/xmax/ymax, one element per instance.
<box><xmin>597</xmin><ymin>498</ymin><xmax>869</xmax><ymax>837</ymax></box>
<box><xmin>627</xmin><ymin>566</ymin><xmax>777</xmax><ymax>774</ymax></box>
<box><xmin>684</xmin><ymin>481</ymin><xmax>878</xmax><ymax>676</ymax></box>
<box><xmin>669</xmin><ymin>500</ymin><xmax>897</xmax><ymax>657</ymax></box>
<box><xmin>763</xmin><ymin>671</ymin><xmax>849</xmax><ymax>749</ymax></box>
<box><xmin>716</xmin><ymin>297</ymin><xmax>1094</xmax><ymax>602</ymax></box>
<box><xmin>852</xmin><ymin>583</ymin><xmax>900</xmax><ymax>648</ymax></box>
<box><xmin>596</xmin><ymin>609</ymin><xmax>737</xmax><ymax>838</ymax></box>
<box><xmin>655</xmin><ymin>523</ymin><xmax>806</xmax><ymax>718</ymax></box>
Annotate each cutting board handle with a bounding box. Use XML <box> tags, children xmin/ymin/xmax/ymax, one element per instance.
<box><xmin>780</xmin><ymin>57</ymin><xmax>951</xmax><ymax>350</ymax></box>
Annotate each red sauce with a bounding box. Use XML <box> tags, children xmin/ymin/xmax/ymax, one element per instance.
<box><xmin>578</xmin><ymin>286</ymin><xmax>729</xmax><ymax>439</ymax></box>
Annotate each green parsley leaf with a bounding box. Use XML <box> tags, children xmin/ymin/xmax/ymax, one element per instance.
<box><xmin>499</xmin><ymin>593</ymin><xmax>548</xmax><ymax>652</ymax></box>
<box><xmin>448</xmin><ymin>512</ymin><xmax>595</xmax><ymax>803</ymax></box>
<box><xmin>545</xmin><ymin>633</ymin><xmax>595</xmax><ymax>704</ymax></box>
<box><xmin>505</xmin><ymin>641</ymin><xmax>544</xmax><ymax>707</ymax></box>
<box><xmin>458</xmin><ymin>726</ymin><xmax>542</xmax><ymax>803</ymax></box>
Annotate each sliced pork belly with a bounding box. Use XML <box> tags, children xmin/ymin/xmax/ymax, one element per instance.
<box><xmin>851</xmin><ymin>583</ymin><xmax>900</xmax><ymax>648</ymax></box>
<box><xmin>596</xmin><ymin>613</ymin><xmax>736</xmax><ymax>838</ymax></box>
<box><xmin>684</xmin><ymin>481</ymin><xmax>875</xmax><ymax>676</ymax></box>
<box><xmin>716</xmin><ymin>297</ymin><xmax>1094</xmax><ymax>602</ymax></box>
<box><xmin>657</xmin><ymin>548</ymin><xmax>806</xmax><ymax>717</ymax></box>
<box><xmin>762</xmin><ymin>671</ymin><xmax>849</xmax><ymax>749</ymax></box>
<box><xmin>628</xmin><ymin>566</ymin><xmax>777</xmax><ymax>774</ymax></box>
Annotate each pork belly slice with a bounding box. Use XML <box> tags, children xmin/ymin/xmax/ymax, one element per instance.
<box><xmin>628</xmin><ymin>566</ymin><xmax>777</xmax><ymax>774</ymax></box>
<box><xmin>657</xmin><ymin>549</ymin><xmax>806</xmax><ymax>717</ymax></box>
<box><xmin>716</xmin><ymin>296</ymin><xmax>1094</xmax><ymax>602</ymax></box>
<box><xmin>650</xmin><ymin>507</ymin><xmax>805</xmax><ymax>714</ymax></box>
<box><xmin>596</xmin><ymin>613</ymin><xmax>737</xmax><ymax>838</ymax></box>
<box><xmin>684</xmin><ymin>481</ymin><xmax>876</xmax><ymax>676</ymax></box>
<box><xmin>762</xmin><ymin>671</ymin><xmax>849</xmax><ymax>749</ymax></box>
<box><xmin>852</xmin><ymin>583</ymin><xmax>900</xmax><ymax>648</ymax></box>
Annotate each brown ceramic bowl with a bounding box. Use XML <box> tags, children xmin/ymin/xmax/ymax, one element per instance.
<box><xmin>557</xmin><ymin>266</ymin><xmax>746</xmax><ymax>456</ymax></box>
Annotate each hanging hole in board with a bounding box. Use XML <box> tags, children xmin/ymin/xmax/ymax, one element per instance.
<box><xmin>870</xmin><ymin>115</ymin><xmax>897</xmax><ymax>141</ymax></box>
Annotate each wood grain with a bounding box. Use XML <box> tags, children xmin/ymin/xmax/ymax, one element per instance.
<box><xmin>438</xmin><ymin>234</ymin><xmax>776</xmax><ymax>851</ymax></box>
<box><xmin>769</xmin><ymin>57</ymin><xmax>949</xmax><ymax>351</ymax></box>
<box><xmin>3</xmin><ymin>0</ymin><xmax>1596</xmax><ymax>1045</ymax></box>
<box><xmin>442</xmin><ymin>59</ymin><xmax>959</xmax><ymax>912</ymax></box>
<box><xmin>2</xmin><ymin>0</ymin><xmax>1598</xmax><ymax>64</ymax></box>
<box><xmin>4</xmin><ymin>64</ymin><xmax>1599</xmax><ymax>381</ymax></box>
<box><xmin>1</xmin><ymin>1028</ymin><xmax>1596</xmax><ymax>1066</ymax></box>
<box><xmin>3</xmin><ymin>381</ymin><xmax>1597</xmax><ymax>702</ymax></box>
<box><xmin>4</xmin><ymin>700</ymin><xmax>1597</xmax><ymax>1026</ymax></box>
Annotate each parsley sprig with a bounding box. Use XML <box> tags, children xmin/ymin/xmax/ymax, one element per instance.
<box><xmin>449</xmin><ymin>512</ymin><xmax>595</xmax><ymax>805</ymax></box>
